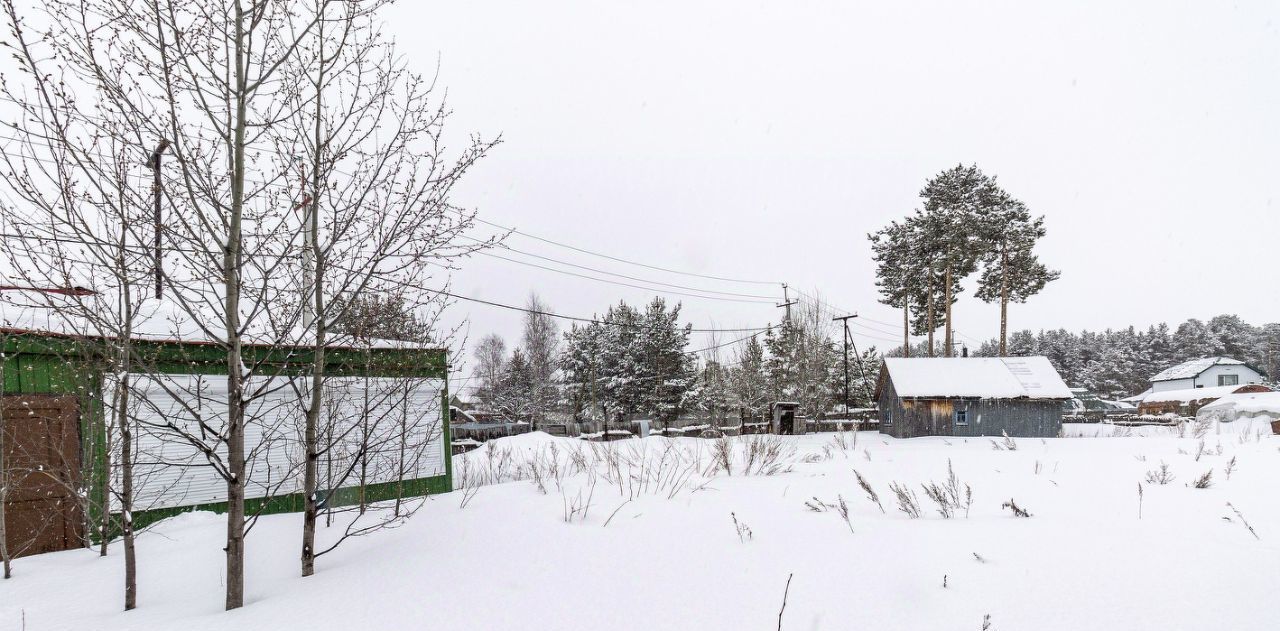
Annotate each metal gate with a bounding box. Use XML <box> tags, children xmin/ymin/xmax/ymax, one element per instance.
<box><xmin>2</xmin><ymin>395</ymin><xmax>84</xmax><ymax>558</ymax></box>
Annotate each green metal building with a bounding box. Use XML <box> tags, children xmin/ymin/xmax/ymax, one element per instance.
<box><xmin>1</xmin><ymin>326</ymin><xmax>452</xmax><ymax>558</ymax></box>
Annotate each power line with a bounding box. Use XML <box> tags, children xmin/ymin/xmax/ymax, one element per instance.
<box><xmin>0</xmin><ymin>229</ymin><xmax>778</xmax><ymax>336</ymax></box>
<box><xmin>454</xmin><ymin>210</ymin><xmax>782</xmax><ymax>287</ymax></box>
<box><xmin>460</xmin><ymin>235</ymin><xmax>780</xmax><ymax>301</ymax></box>
<box><xmin>471</xmin><ymin>249</ymin><xmax>777</xmax><ymax>305</ymax></box>
<box><xmin>688</xmin><ymin>326</ymin><xmax>775</xmax><ymax>355</ymax></box>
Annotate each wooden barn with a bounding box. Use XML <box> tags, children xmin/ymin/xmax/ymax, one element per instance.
<box><xmin>875</xmin><ymin>356</ymin><xmax>1071</xmax><ymax>439</ymax></box>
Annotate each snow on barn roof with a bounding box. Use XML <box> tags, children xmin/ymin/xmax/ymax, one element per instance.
<box><xmin>882</xmin><ymin>356</ymin><xmax>1072</xmax><ymax>400</ymax></box>
<box><xmin>1139</xmin><ymin>384</ymin><xmax>1271</xmax><ymax>404</ymax></box>
<box><xmin>1150</xmin><ymin>357</ymin><xmax>1245</xmax><ymax>382</ymax></box>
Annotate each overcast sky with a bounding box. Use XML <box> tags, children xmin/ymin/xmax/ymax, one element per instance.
<box><xmin>395</xmin><ymin>0</ymin><xmax>1280</xmax><ymax>365</ymax></box>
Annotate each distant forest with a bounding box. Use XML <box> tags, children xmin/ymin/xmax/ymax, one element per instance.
<box><xmin>967</xmin><ymin>314</ymin><xmax>1279</xmax><ymax>398</ymax></box>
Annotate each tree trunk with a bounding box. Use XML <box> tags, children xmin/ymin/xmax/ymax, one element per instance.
<box><xmin>225</xmin><ymin>3</ymin><xmax>248</xmax><ymax>609</ymax></box>
<box><xmin>99</xmin><ymin>420</ymin><xmax>111</xmax><ymax>558</ymax></box>
<box><xmin>999</xmin><ymin>249</ymin><xmax>1009</xmax><ymax>357</ymax></box>
<box><xmin>301</xmin><ymin>328</ymin><xmax>323</xmax><ymax>578</ymax></box>
<box><xmin>926</xmin><ymin>272</ymin><xmax>936</xmax><ymax>357</ymax></box>
<box><xmin>1</xmin><ymin>383</ymin><xmax>9</xmax><ymax>579</ymax></box>
<box><xmin>902</xmin><ymin>301</ymin><xmax>909</xmax><ymax>358</ymax></box>
<box><xmin>116</xmin><ymin>372</ymin><xmax>137</xmax><ymax>610</ymax></box>
<box><xmin>301</xmin><ymin>13</ymin><xmax>326</xmax><ymax>576</ymax></box>
<box><xmin>944</xmin><ymin>265</ymin><xmax>954</xmax><ymax>357</ymax></box>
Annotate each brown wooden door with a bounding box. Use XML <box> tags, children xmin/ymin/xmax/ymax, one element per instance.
<box><xmin>2</xmin><ymin>395</ymin><xmax>84</xmax><ymax>558</ymax></box>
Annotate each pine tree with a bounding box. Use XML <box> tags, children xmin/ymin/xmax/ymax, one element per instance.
<box><xmin>636</xmin><ymin>298</ymin><xmax>694</xmax><ymax>424</ymax></box>
<box><xmin>1173</xmin><ymin>319</ymin><xmax>1220</xmax><ymax>361</ymax></box>
<box><xmin>560</xmin><ymin>322</ymin><xmax>602</xmax><ymax>420</ymax></box>
<box><xmin>918</xmin><ymin>164</ymin><xmax>1004</xmax><ymax>356</ymax></box>
<box><xmin>974</xmin><ymin>199</ymin><xmax>1059</xmax><ymax>355</ymax></box>
<box><xmin>496</xmin><ymin>349</ymin><xmax>535</xmax><ymax>420</ymax></box>
<box><xmin>601</xmin><ymin>302</ymin><xmax>644</xmax><ymax>421</ymax></box>
<box><xmin>728</xmin><ymin>335</ymin><xmax>769</xmax><ymax>420</ymax></box>
<box><xmin>869</xmin><ymin>220</ymin><xmax>915</xmax><ymax>357</ymax></box>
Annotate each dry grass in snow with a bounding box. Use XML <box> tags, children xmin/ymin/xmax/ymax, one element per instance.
<box><xmin>2</xmin><ymin>421</ymin><xmax>1277</xmax><ymax>631</ymax></box>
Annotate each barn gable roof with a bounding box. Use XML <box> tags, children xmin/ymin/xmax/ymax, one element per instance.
<box><xmin>878</xmin><ymin>356</ymin><xmax>1072</xmax><ymax>400</ymax></box>
<box><xmin>1150</xmin><ymin>357</ymin><xmax>1257</xmax><ymax>382</ymax></box>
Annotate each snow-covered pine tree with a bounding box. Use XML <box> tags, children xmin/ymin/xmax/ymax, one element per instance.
<box><xmin>918</xmin><ymin>164</ymin><xmax>1003</xmax><ymax>356</ymax></box>
<box><xmin>904</xmin><ymin>210</ymin><xmax>949</xmax><ymax>356</ymax></box>
<box><xmin>869</xmin><ymin>220</ymin><xmax>916</xmax><ymax>357</ymax></box>
<box><xmin>693</xmin><ymin>360</ymin><xmax>730</xmax><ymax>425</ymax></box>
<box><xmin>1172</xmin><ymin>319</ymin><xmax>1221</xmax><ymax>362</ymax></box>
<box><xmin>636</xmin><ymin>298</ymin><xmax>694</xmax><ymax>425</ymax></box>
<box><xmin>729</xmin><ymin>335</ymin><xmax>769</xmax><ymax>421</ymax></box>
<box><xmin>560</xmin><ymin>322</ymin><xmax>604</xmax><ymax>421</ymax></box>
<box><xmin>496</xmin><ymin>349</ymin><xmax>535</xmax><ymax>420</ymax></box>
<box><xmin>601</xmin><ymin>302</ymin><xmax>645</xmax><ymax>423</ymax></box>
<box><xmin>974</xmin><ymin>199</ymin><xmax>1059</xmax><ymax>356</ymax></box>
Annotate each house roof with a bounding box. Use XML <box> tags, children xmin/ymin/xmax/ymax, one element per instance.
<box><xmin>1150</xmin><ymin>357</ymin><xmax>1249</xmax><ymax>382</ymax></box>
<box><xmin>879</xmin><ymin>356</ymin><xmax>1072</xmax><ymax>400</ymax></box>
<box><xmin>1121</xmin><ymin>388</ymin><xmax>1151</xmax><ymax>403</ymax></box>
<box><xmin>1</xmin><ymin>291</ymin><xmax>440</xmax><ymax>352</ymax></box>
<box><xmin>1140</xmin><ymin>384</ymin><xmax>1272</xmax><ymax>405</ymax></box>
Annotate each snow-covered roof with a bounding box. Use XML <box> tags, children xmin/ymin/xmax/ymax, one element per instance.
<box><xmin>1198</xmin><ymin>391</ymin><xmax>1280</xmax><ymax>415</ymax></box>
<box><xmin>1121</xmin><ymin>389</ymin><xmax>1151</xmax><ymax>403</ymax></box>
<box><xmin>1139</xmin><ymin>384</ymin><xmax>1270</xmax><ymax>404</ymax></box>
<box><xmin>0</xmin><ymin>291</ymin><xmax>438</xmax><ymax>351</ymax></box>
<box><xmin>881</xmin><ymin>356</ymin><xmax>1072</xmax><ymax>400</ymax></box>
<box><xmin>1150</xmin><ymin>357</ymin><xmax>1246</xmax><ymax>382</ymax></box>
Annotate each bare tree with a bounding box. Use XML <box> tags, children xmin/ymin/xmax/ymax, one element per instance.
<box><xmin>520</xmin><ymin>294</ymin><xmax>559</xmax><ymax>428</ymax></box>
<box><xmin>0</xmin><ymin>0</ymin><xmax>394</xmax><ymax>610</ymax></box>
<box><xmin>274</xmin><ymin>0</ymin><xmax>496</xmax><ymax>579</ymax></box>
<box><xmin>473</xmin><ymin>334</ymin><xmax>508</xmax><ymax>410</ymax></box>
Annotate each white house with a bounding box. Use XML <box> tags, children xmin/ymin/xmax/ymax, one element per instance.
<box><xmin>1148</xmin><ymin>357</ymin><xmax>1265</xmax><ymax>393</ymax></box>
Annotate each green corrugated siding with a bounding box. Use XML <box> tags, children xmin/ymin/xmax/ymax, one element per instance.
<box><xmin>126</xmin><ymin>474</ymin><xmax>452</xmax><ymax>536</ymax></box>
<box><xmin>2</xmin><ymin>330</ymin><xmax>452</xmax><ymax>545</ymax></box>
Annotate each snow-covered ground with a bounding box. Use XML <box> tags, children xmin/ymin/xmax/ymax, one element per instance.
<box><xmin>4</xmin><ymin>422</ymin><xmax>1278</xmax><ymax>631</ymax></box>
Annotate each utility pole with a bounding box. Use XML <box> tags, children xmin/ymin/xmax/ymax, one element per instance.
<box><xmin>775</xmin><ymin>283</ymin><xmax>798</xmax><ymax>406</ymax></box>
<box><xmin>833</xmin><ymin>314</ymin><xmax>873</xmax><ymax>416</ymax></box>
<box><xmin>777</xmin><ymin>283</ymin><xmax>797</xmax><ymax>322</ymax></box>
<box><xmin>832</xmin><ymin>314</ymin><xmax>854</xmax><ymax>415</ymax></box>
<box><xmin>147</xmin><ymin>139</ymin><xmax>169</xmax><ymax>299</ymax></box>
<box><xmin>293</xmin><ymin>156</ymin><xmax>315</xmax><ymax>329</ymax></box>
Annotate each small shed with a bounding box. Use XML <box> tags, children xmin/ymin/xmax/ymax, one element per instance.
<box><xmin>770</xmin><ymin>401</ymin><xmax>802</xmax><ymax>435</ymax></box>
<box><xmin>874</xmin><ymin>357</ymin><xmax>1071</xmax><ymax>439</ymax></box>
<box><xmin>1138</xmin><ymin>384</ymin><xmax>1272</xmax><ymax>416</ymax></box>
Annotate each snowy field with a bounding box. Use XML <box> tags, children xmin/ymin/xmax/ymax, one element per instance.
<box><xmin>3</xmin><ymin>422</ymin><xmax>1278</xmax><ymax>631</ymax></box>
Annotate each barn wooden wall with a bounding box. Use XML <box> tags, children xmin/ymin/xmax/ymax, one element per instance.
<box><xmin>877</xmin><ymin>378</ymin><xmax>1063</xmax><ymax>439</ymax></box>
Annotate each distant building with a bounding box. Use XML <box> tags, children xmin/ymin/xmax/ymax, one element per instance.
<box><xmin>1196</xmin><ymin>391</ymin><xmax>1280</xmax><ymax>430</ymax></box>
<box><xmin>1149</xmin><ymin>357</ymin><xmax>1265</xmax><ymax>393</ymax></box>
<box><xmin>874</xmin><ymin>356</ymin><xmax>1070</xmax><ymax>438</ymax></box>
<box><xmin>1137</xmin><ymin>384</ymin><xmax>1272</xmax><ymax>416</ymax></box>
